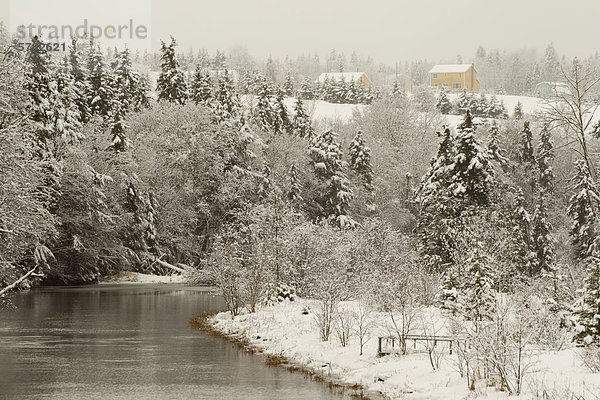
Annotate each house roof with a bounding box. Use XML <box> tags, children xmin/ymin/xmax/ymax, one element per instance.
<box><xmin>317</xmin><ymin>72</ymin><xmax>367</xmax><ymax>83</ymax></box>
<box><xmin>429</xmin><ymin>64</ymin><xmax>475</xmax><ymax>74</ymax></box>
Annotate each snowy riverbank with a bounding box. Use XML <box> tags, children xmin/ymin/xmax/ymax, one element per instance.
<box><xmin>203</xmin><ymin>298</ymin><xmax>600</xmax><ymax>400</ymax></box>
<box><xmin>99</xmin><ymin>271</ymin><xmax>187</xmax><ymax>284</ymax></box>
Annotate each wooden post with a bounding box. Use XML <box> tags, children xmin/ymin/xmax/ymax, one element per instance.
<box><xmin>378</xmin><ymin>337</ymin><xmax>382</xmax><ymax>357</ymax></box>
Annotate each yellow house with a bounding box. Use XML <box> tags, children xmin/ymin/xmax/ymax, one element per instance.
<box><xmin>316</xmin><ymin>72</ymin><xmax>371</xmax><ymax>89</ymax></box>
<box><xmin>429</xmin><ymin>64</ymin><xmax>479</xmax><ymax>92</ymax></box>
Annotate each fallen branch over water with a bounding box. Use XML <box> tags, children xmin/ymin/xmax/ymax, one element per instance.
<box><xmin>0</xmin><ymin>265</ymin><xmax>43</xmax><ymax>297</ymax></box>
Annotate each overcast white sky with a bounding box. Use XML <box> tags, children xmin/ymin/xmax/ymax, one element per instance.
<box><xmin>2</xmin><ymin>0</ymin><xmax>599</xmax><ymax>63</ymax></box>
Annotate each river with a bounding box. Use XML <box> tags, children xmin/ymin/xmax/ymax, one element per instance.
<box><xmin>0</xmin><ymin>284</ymin><xmax>348</xmax><ymax>399</ymax></box>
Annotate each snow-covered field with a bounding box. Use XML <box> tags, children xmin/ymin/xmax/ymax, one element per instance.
<box><xmin>99</xmin><ymin>271</ymin><xmax>186</xmax><ymax>284</ymax></box>
<box><xmin>207</xmin><ymin>299</ymin><xmax>600</xmax><ymax>400</ymax></box>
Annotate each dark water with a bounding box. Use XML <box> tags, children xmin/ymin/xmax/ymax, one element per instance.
<box><xmin>0</xmin><ymin>284</ymin><xmax>346</xmax><ymax>400</ymax></box>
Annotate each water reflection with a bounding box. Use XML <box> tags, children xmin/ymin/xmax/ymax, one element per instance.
<box><xmin>0</xmin><ymin>285</ymin><xmax>345</xmax><ymax>400</ymax></box>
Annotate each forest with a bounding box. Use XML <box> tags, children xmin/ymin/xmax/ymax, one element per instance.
<box><xmin>2</xmin><ymin>26</ymin><xmax>600</xmax><ymax>395</ymax></box>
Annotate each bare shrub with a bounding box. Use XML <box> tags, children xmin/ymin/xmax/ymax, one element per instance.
<box><xmin>353</xmin><ymin>301</ymin><xmax>377</xmax><ymax>355</ymax></box>
<box><xmin>334</xmin><ymin>305</ymin><xmax>354</xmax><ymax>347</ymax></box>
<box><xmin>578</xmin><ymin>345</ymin><xmax>600</xmax><ymax>373</ymax></box>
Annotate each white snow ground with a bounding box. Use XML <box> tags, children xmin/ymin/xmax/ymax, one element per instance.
<box><xmin>208</xmin><ymin>299</ymin><xmax>600</xmax><ymax>400</ymax></box>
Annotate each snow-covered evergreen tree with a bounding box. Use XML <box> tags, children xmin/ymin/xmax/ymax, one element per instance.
<box><xmin>417</xmin><ymin>113</ymin><xmax>495</xmax><ymax>271</ymax></box>
<box><xmin>274</xmin><ymin>89</ymin><xmax>291</xmax><ymax>133</ymax></box>
<box><xmin>567</xmin><ymin>160</ymin><xmax>600</xmax><ymax>260</ymax></box>
<box><xmin>156</xmin><ymin>36</ymin><xmax>187</xmax><ymax>105</ymax></box>
<box><xmin>291</xmin><ymin>97</ymin><xmax>314</xmax><ymax>139</ymax></box>
<box><xmin>308</xmin><ymin>130</ymin><xmax>356</xmax><ymax>229</ymax></box>
<box><xmin>514</xmin><ymin>101</ymin><xmax>524</xmax><ymax>120</ymax></box>
<box><xmin>111</xmin><ymin>48</ymin><xmax>140</xmax><ymax>114</ymax></box>
<box><xmin>87</xmin><ymin>41</ymin><xmax>114</xmax><ymax>117</ymax></box>
<box><xmin>456</xmin><ymin>89</ymin><xmax>473</xmax><ymax>115</ymax></box>
<box><xmin>131</xmin><ymin>73</ymin><xmax>151</xmax><ymax>112</ymax></box>
<box><xmin>531</xmin><ymin>192</ymin><xmax>555</xmax><ymax>275</ymax></box>
<box><xmin>124</xmin><ymin>182</ymin><xmax>158</xmax><ymax>254</ymax></box>
<box><xmin>51</xmin><ymin>59</ymin><xmax>84</xmax><ymax>143</ymax></box>
<box><xmin>349</xmin><ymin>130</ymin><xmax>374</xmax><ymax>192</ymax></box>
<box><xmin>463</xmin><ymin>247</ymin><xmax>496</xmax><ymax>326</ymax></box>
<box><xmin>252</xmin><ymin>82</ymin><xmax>282</xmax><ymax>133</ymax></box>
<box><xmin>519</xmin><ymin>121</ymin><xmax>536</xmax><ymax>165</ymax></box>
<box><xmin>537</xmin><ymin>124</ymin><xmax>554</xmax><ymax>193</ymax></box>
<box><xmin>281</xmin><ymin>71</ymin><xmax>294</xmax><ymax>96</ymax></box>
<box><xmin>287</xmin><ymin>163</ymin><xmax>303</xmax><ymax>205</ymax></box>
<box><xmin>575</xmin><ymin>254</ymin><xmax>600</xmax><ymax>345</ymax></box>
<box><xmin>190</xmin><ymin>65</ymin><xmax>213</xmax><ymax>104</ymax></box>
<box><xmin>451</xmin><ymin>111</ymin><xmax>495</xmax><ymax>207</ymax></box>
<box><xmin>107</xmin><ymin>105</ymin><xmax>130</xmax><ymax>152</ymax></box>
<box><xmin>510</xmin><ymin>189</ymin><xmax>536</xmax><ymax>277</ymax></box>
<box><xmin>298</xmin><ymin>78</ymin><xmax>315</xmax><ymax>100</ymax></box>
<box><xmin>213</xmin><ymin>70</ymin><xmax>241</xmax><ymax>124</ymax></box>
<box><xmin>486</xmin><ymin>121</ymin><xmax>508</xmax><ymax>167</ymax></box>
<box><xmin>67</xmin><ymin>37</ymin><xmax>91</xmax><ymax>123</ymax></box>
<box><xmin>436</xmin><ymin>88</ymin><xmax>452</xmax><ymax>114</ymax></box>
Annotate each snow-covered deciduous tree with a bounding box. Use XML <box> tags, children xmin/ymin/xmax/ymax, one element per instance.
<box><xmin>156</xmin><ymin>36</ymin><xmax>187</xmax><ymax>105</ymax></box>
<box><xmin>308</xmin><ymin>130</ymin><xmax>356</xmax><ymax>229</ymax></box>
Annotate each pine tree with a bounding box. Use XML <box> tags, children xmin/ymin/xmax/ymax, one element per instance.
<box><xmin>252</xmin><ymin>83</ymin><xmax>281</xmax><ymax>133</ymax></box>
<box><xmin>287</xmin><ymin>163</ymin><xmax>303</xmax><ymax>205</ymax></box>
<box><xmin>87</xmin><ymin>42</ymin><xmax>114</xmax><ymax>117</ymax></box>
<box><xmin>308</xmin><ymin>130</ymin><xmax>356</xmax><ymax>229</ymax></box>
<box><xmin>281</xmin><ymin>71</ymin><xmax>294</xmax><ymax>96</ymax></box>
<box><xmin>274</xmin><ymin>89</ymin><xmax>291</xmax><ymax>133</ymax></box>
<box><xmin>213</xmin><ymin>70</ymin><xmax>241</xmax><ymax>124</ymax></box>
<box><xmin>436</xmin><ymin>88</ymin><xmax>452</xmax><ymax>114</ymax></box>
<box><xmin>519</xmin><ymin>121</ymin><xmax>536</xmax><ymax>165</ymax></box>
<box><xmin>567</xmin><ymin>160</ymin><xmax>600</xmax><ymax>260</ymax></box>
<box><xmin>463</xmin><ymin>247</ymin><xmax>496</xmax><ymax>326</ymax></box>
<box><xmin>25</xmin><ymin>37</ymin><xmax>83</xmax><ymax>144</ymax></box>
<box><xmin>417</xmin><ymin>113</ymin><xmax>495</xmax><ymax>271</ymax></box>
<box><xmin>111</xmin><ymin>48</ymin><xmax>141</xmax><ymax>114</ymax></box>
<box><xmin>514</xmin><ymin>101</ymin><xmax>524</xmax><ymax>120</ymax></box>
<box><xmin>291</xmin><ymin>97</ymin><xmax>314</xmax><ymax>139</ymax></box>
<box><xmin>190</xmin><ymin>65</ymin><xmax>213</xmax><ymax>104</ymax></box>
<box><xmin>125</xmin><ymin>182</ymin><xmax>158</xmax><ymax>254</ymax></box>
<box><xmin>451</xmin><ymin>111</ymin><xmax>495</xmax><ymax>207</ymax></box>
<box><xmin>486</xmin><ymin>121</ymin><xmax>508</xmax><ymax>167</ymax></box>
<box><xmin>108</xmin><ymin>105</ymin><xmax>130</xmax><ymax>152</ymax></box>
<box><xmin>537</xmin><ymin>124</ymin><xmax>554</xmax><ymax>192</ymax></box>
<box><xmin>298</xmin><ymin>78</ymin><xmax>315</xmax><ymax>100</ymax></box>
<box><xmin>417</xmin><ymin>127</ymin><xmax>457</xmax><ymax>270</ymax></box>
<box><xmin>575</xmin><ymin>254</ymin><xmax>600</xmax><ymax>345</ymax></box>
<box><xmin>531</xmin><ymin>192</ymin><xmax>555</xmax><ymax>275</ymax></box>
<box><xmin>67</xmin><ymin>37</ymin><xmax>91</xmax><ymax>123</ymax></box>
<box><xmin>51</xmin><ymin>59</ymin><xmax>84</xmax><ymax>143</ymax></box>
<box><xmin>456</xmin><ymin>89</ymin><xmax>473</xmax><ymax>115</ymax></box>
<box><xmin>156</xmin><ymin>36</ymin><xmax>187</xmax><ymax>105</ymax></box>
<box><xmin>132</xmin><ymin>73</ymin><xmax>151</xmax><ymax>112</ymax></box>
<box><xmin>509</xmin><ymin>189</ymin><xmax>536</xmax><ymax>279</ymax></box>
<box><xmin>349</xmin><ymin>130</ymin><xmax>374</xmax><ymax>192</ymax></box>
